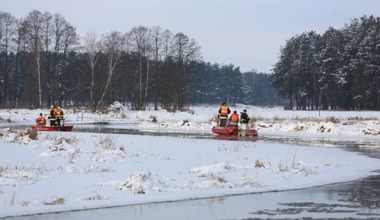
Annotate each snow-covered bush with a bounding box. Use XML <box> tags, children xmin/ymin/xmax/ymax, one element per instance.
<box><xmin>119</xmin><ymin>170</ymin><xmax>152</xmax><ymax>194</ymax></box>
<box><xmin>107</xmin><ymin>101</ymin><xmax>124</xmax><ymax>113</ymax></box>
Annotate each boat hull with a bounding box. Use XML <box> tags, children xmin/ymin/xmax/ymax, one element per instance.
<box><xmin>212</xmin><ymin>125</ymin><xmax>258</xmax><ymax>136</ymax></box>
<box><xmin>30</xmin><ymin>125</ymin><xmax>74</xmax><ymax>132</ymax></box>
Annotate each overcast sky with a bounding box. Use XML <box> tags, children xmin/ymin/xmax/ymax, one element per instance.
<box><xmin>2</xmin><ymin>0</ymin><xmax>380</xmax><ymax>73</ymax></box>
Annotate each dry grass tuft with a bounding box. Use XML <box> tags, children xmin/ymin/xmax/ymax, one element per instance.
<box><xmin>56</xmin><ymin>136</ymin><xmax>78</xmax><ymax>145</ymax></box>
<box><xmin>117</xmin><ymin>112</ymin><xmax>127</xmax><ymax>119</ymax></box>
<box><xmin>82</xmin><ymin>192</ymin><xmax>102</xmax><ymax>201</ymax></box>
<box><xmin>181</xmin><ymin>119</ymin><xmax>190</xmax><ymax>126</ymax></box>
<box><xmin>209</xmin><ymin>115</ymin><xmax>219</xmax><ymax>124</ymax></box>
<box><xmin>98</xmin><ymin>135</ymin><xmax>118</xmax><ymax>150</ymax></box>
<box><xmin>26</xmin><ymin>128</ymin><xmax>38</xmax><ymax>140</ymax></box>
<box><xmin>210</xmin><ymin>174</ymin><xmax>228</xmax><ymax>183</ymax></box>
<box><xmin>254</xmin><ymin>159</ymin><xmax>265</xmax><ymax>168</ymax></box>
<box><xmin>149</xmin><ymin>115</ymin><xmax>157</xmax><ymax>123</ymax></box>
<box><xmin>0</xmin><ymin>166</ymin><xmax>4</xmax><ymax>177</ymax></box>
<box><xmin>326</xmin><ymin>116</ymin><xmax>339</xmax><ymax>123</ymax></box>
<box><xmin>44</xmin><ymin>197</ymin><xmax>65</xmax><ymax>205</ymax></box>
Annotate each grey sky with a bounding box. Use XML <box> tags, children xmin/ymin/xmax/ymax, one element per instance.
<box><xmin>2</xmin><ymin>0</ymin><xmax>380</xmax><ymax>73</ymax></box>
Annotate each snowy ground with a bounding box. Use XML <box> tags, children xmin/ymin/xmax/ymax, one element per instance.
<box><xmin>0</xmin><ymin>104</ymin><xmax>380</xmax><ymax>218</ymax></box>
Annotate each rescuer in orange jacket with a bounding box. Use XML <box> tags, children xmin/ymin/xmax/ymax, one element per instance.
<box><xmin>229</xmin><ymin>111</ymin><xmax>239</xmax><ymax>127</ymax></box>
<box><xmin>218</xmin><ymin>102</ymin><xmax>231</xmax><ymax>126</ymax></box>
<box><xmin>36</xmin><ymin>113</ymin><xmax>46</xmax><ymax>126</ymax></box>
<box><xmin>54</xmin><ymin>106</ymin><xmax>64</xmax><ymax>126</ymax></box>
<box><xmin>48</xmin><ymin>105</ymin><xmax>56</xmax><ymax>126</ymax></box>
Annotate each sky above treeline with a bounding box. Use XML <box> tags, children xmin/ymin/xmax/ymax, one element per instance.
<box><xmin>2</xmin><ymin>0</ymin><xmax>380</xmax><ymax>73</ymax></box>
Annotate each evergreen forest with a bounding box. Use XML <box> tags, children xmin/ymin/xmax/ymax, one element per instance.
<box><xmin>271</xmin><ymin>15</ymin><xmax>380</xmax><ymax>110</ymax></box>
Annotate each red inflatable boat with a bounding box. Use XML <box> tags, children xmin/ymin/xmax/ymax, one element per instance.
<box><xmin>30</xmin><ymin>125</ymin><xmax>74</xmax><ymax>132</ymax></box>
<box><xmin>211</xmin><ymin>125</ymin><xmax>258</xmax><ymax>136</ymax></box>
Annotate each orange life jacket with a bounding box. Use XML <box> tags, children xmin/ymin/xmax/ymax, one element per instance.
<box><xmin>36</xmin><ymin>116</ymin><xmax>46</xmax><ymax>125</ymax></box>
<box><xmin>54</xmin><ymin>109</ymin><xmax>63</xmax><ymax>119</ymax></box>
<box><xmin>230</xmin><ymin>113</ymin><xmax>239</xmax><ymax>123</ymax></box>
<box><xmin>220</xmin><ymin>106</ymin><xmax>229</xmax><ymax>115</ymax></box>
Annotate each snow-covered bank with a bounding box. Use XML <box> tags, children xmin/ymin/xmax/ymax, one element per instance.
<box><xmin>0</xmin><ymin>105</ymin><xmax>379</xmax><ymax>217</ymax></box>
<box><xmin>1</xmin><ymin>105</ymin><xmax>380</xmax><ymax>136</ymax></box>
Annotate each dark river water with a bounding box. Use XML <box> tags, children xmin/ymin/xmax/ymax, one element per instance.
<box><xmin>3</xmin><ymin>124</ymin><xmax>380</xmax><ymax>219</ymax></box>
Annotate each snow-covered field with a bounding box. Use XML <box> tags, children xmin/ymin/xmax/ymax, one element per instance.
<box><xmin>0</xmin><ymin>104</ymin><xmax>380</xmax><ymax>218</ymax></box>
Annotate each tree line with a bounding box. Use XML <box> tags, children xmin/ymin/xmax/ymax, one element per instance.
<box><xmin>271</xmin><ymin>15</ymin><xmax>380</xmax><ymax>110</ymax></box>
<box><xmin>0</xmin><ymin>10</ymin><xmax>282</xmax><ymax>111</ymax></box>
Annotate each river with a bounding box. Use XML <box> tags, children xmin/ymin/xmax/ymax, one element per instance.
<box><xmin>3</xmin><ymin>124</ymin><xmax>380</xmax><ymax>219</ymax></box>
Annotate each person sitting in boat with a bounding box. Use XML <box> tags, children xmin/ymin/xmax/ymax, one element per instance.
<box><xmin>218</xmin><ymin>102</ymin><xmax>231</xmax><ymax>126</ymax></box>
<box><xmin>54</xmin><ymin>106</ymin><xmax>64</xmax><ymax>126</ymax></box>
<box><xmin>48</xmin><ymin>105</ymin><xmax>56</xmax><ymax>126</ymax></box>
<box><xmin>36</xmin><ymin>113</ymin><xmax>46</xmax><ymax>126</ymax></box>
<box><xmin>228</xmin><ymin>111</ymin><xmax>239</xmax><ymax>127</ymax></box>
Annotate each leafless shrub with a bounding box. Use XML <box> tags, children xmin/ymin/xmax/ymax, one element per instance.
<box><xmin>209</xmin><ymin>115</ymin><xmax>219</xmax><ymax>124</ymax></box>
<box><xmin>72</xmin><ymin>108</ymin><xmax>81</xmax><ymax>113</ymax></box>
<box><xmin>117</xmin><ymin>112</ymin><xmax>127</xmax><ymax>119</ymax></box>
<box><xmin>326</xmin><ymin>116</ymin><xmax>339</xmax><ymax>123</ymax></box>
<box><xmin>311</xmin><ymin>118</ymin><xmax>324</xmax><ymax>123</ymax></box>
<box><xmin>210</xmin><ymin>174</ymin><xmax>228</xmax><ymax>183</ymax></box>
<box><xmin>278</xmin><ymin>161</ymin><xmax>289</xmax><ymax>172</ymax></box>
<box><xmin>181</xmin><ymin>120</ymin><xmax>190</xmax><ymax>126</ymax></box>
<box><xmin>68</xmin><ymin>151</ymin><xmax>77</xmax><ymax>163</ymax></box>
<box><xmin>44</xmin><ymin>197</ymin><xmax>65</xmax><ymax>205</ymax></box>
<box><xmin>292</xmin><ymin>154</ymin><xmax>297</xmax><ymax>169</ymax></box>
<box><xmin>82</xmin><ymin>192</ymin><xmax>102</xmax><ymax>201</ymax></box>
<box><xmin>272</xmin><ymin>115</ymin><xmax>283</xmax><ymax>121</ymax></box>
<box><xmin>293</xmin><ymin>125</ymin><xmax>305</xmax><ymax>131</ymax></box>
<box><xmin>254</xmin><ymin>159</ymin><xmax>265</xmax><ymax>168</ymax></box>
<box><xmin>249</xmin><ymin>117</ymin><xmax>257</xmax><ymax>123</ymax></box>
<box><xmin>26</xmin><ymin>128</ymin><xmax>38</xmax><ymax>140</ymax></box>
<box><xmin>348</xmin><ymin>116</ymin><xmax>378</xmax><ymax>121</ymax></box>
<box><xmin>119</xmin><ymin>171</ymin><xmax>151</xmax><ymax>194</ymax></box>
<box><xmin>98</xmin><ymin>135</ymin><xmax>117</xmax><ymax>150</ymax></box>
<box><xmin>56</xmin><ymin>136</ymin><xmax>78</xmax><ymax>145</ymax></box>
<box><xmin>149</xmin><ymin>115</ymin><xmax>157</xmax><ymax>123</ymax></box>
<box><xmin>0</xmin><ymin>167</ymin><xmax>4</xmax><ymax>176</ymax></box>
<box><xmin>318</xmin><ymin>125</ymin><xmax>331</xmax><ymax>133</ymax></box>
<box><xmin>119</xmin><ymin>145</ymin><xmax>125</xmax><ymax>152</ymax></box>
<box><xmin>165</xmin><ymin>108</ymin><xmax>176</xmax><ymax>113</ymax></box>
<box><xmin>9</xmin><ymin>191</ymin><xmax>15</xmax><ymax>206</ymax></box>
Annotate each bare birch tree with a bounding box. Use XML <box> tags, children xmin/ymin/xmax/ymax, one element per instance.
<box><xmin>160</xmin><ymin>29</ymin><xmax>174</xmax><ymax>109</ymax></box>
<box><xmin>127</xmin><ymin>26</ymin><xmax>152</xmax><ymax>110</ymax></box>
<box><xmin>150</xmin><ymin>26</ymin><xmax>167</xmax><ymax>110</ymax></box>
<box><xmin>171</xmin><ymin>32</ymin><xmax>201</xmax><ymax>109</ymax></box>
<box><xmin>80</xmin><ymin>32</ymin><xmax>100</xmax><ymax>112</ymax></box>
<box><xmin>13</xmin><ymin>19</ymin><xmax>28</xmax><ymax>106</ymax></box>
<box><xmin>24</xmin><ymin>10</ymin><xmax>44</xmax><ymax>107</ymax></box>
<box><xmin>51</xmin><ymin>13</ymin><xmax>79</xmax><ymax>105</ymax></box>
<box><xmin>97</xmin><ymin>31</ymin><xmax>125</xmax><ymax>110</ymax></box>
<box><xmin>41</xmin><ymin>12</ymin><xmax>54</xmax><ymax>105</ymax></box>
<box><xmin>0</xmin><ymin>12</ymin><xmax>17</xmax><ymax>104</ymax></box>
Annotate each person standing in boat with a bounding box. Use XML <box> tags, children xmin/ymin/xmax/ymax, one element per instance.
<box><xmin>218</xmin><ymin>102</ymin><xmax>231</xmax><ymax>126</ymax></box>
<box><xmin>48</xmin><ymin>105</ymin><xmax>56</xmax><ymax>126</ymax></box>
<box><xmin>240</xmin><ymin>109</ymin><xmax>250</xmax><ymax>136</ymax></box>
<box><xmin>54</xmin><ymin>106</ymin><xmax>64</xmax><ymax>126</ymax></box>
<box><xmin>36</xmin><ymin>113</ymin><xmax>46</xmax><ymax>126</ymax></box>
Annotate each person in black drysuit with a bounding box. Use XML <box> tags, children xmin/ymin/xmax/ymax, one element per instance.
<box><xmin>240</xmin><ymin>109</ymin><xmax>250</xmax><ymax>136</ymax></box>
